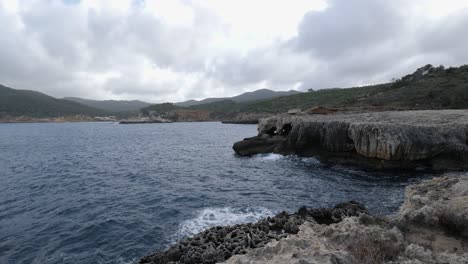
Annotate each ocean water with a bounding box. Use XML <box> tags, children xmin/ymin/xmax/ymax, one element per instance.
<box><xmin>0</xmin><ymin>122</ymin><xmax>435</xmax><ymax>264</ymax></box>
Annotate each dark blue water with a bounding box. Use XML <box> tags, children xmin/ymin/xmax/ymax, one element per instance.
<box><xmin>0</xmin><ymin>122</ymin><xmax>435</xmax><ymax>264</ymax></box>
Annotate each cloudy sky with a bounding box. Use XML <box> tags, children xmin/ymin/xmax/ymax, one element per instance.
<box><xmin>1</xmin><ymin>0</ymin><xmax>467</xmax><ymax>103</ymax></box>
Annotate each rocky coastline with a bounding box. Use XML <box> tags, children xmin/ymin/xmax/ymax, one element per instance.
<box><xmin>119</xmin><ymin>117</ymin><xmax>172</xmax><ymax>124</ymax></box>
<box><xmin>221</xmin><ymin>113</ymin><xmax>274</xmax><ymax>124</ymax></box>
<box><xmin>137</xmin><ymin>175</ymin><xmax>468</xmax><ymax>264</ymax></box>
<box><xmin>233</xmin><ymin>110</ymin><xmax>468</xmax><ymax>170</ymax></box>
<box><xmin>0</xmin><ymin>115</ymin><xmax>118</xmax><ymax>123</ymax></box>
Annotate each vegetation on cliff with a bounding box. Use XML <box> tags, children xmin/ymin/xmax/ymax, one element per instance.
<box><xmin>142</xmin><ymin>64</ymin><xmax>468</xmax><ymax>121</ymax></box>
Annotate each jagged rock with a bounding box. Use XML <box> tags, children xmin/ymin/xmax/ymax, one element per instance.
<box><xmin>225</xmin><ymin>217</ymin><xmax>405</xmax><ymax>264</ymax></box>
<box><xmin>137</xmin><ymin>175</ymin><xmax>468</xmax><ymax>264</ymax></box>
<box><xmin>233</xmin><ymin>110</ymin><xmax>468</xmax><ymax>170</ymax></box>
<box><xmin>225</xmin><ymin>175</ymin><xmax>468</xmax><ymax>264</ymax></box>
<box><xmin>137</xmin><ymin>202</ymin><xmax>367</xmax><ymax>264</ymax></box>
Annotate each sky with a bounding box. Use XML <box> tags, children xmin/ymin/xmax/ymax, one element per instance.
<box><xmin>1</xmin><ymin>0</ymin><xmax>468</xmax><ymax>103</ymax></box>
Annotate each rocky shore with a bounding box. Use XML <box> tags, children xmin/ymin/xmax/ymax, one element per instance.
<box><xmin>119</xmin><ymin>117</ymin><xmax>172</xmax><ymax>124</ymax></box>
<box><xmin>138</xmin><ymin>202</ymin><xmax>368</xmax><ymax>264</ymax></box>
<box><xmin>0</xmin><ymin>115</ymin><xmax>115</xmax><ymax>123</ymax></box>
<box><xmin>233</xmin><ymin>110</ymin><xmax>468</xmax><ymax>170</ymax></box>
<box><xmin>221</xmin><ymin>113</ymin><xmax>273</xmax><ymax>124</ymax></box>
<box><xmin>137</xmin><ymin>175</ymin><xmax>468</xmax><ymax>263</ymax></box>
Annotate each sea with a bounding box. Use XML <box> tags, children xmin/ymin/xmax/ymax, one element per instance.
<box><xmin>0</xmin><ymin>122</ymin><xmax>435</xmax><ymax>264</ymax></box>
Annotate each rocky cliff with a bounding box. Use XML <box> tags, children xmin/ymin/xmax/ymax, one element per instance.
<box><xmin>137</xmin><ymin>175</ymin><xmax>468</xmax><ymax>264</ymax></box>
<box><xmin>233</xmin><ymin>110</ymin><xmax>468</xmax><ymax>170</ymax></box>
<box><xmin>221</xmin><ymin>113</ymin><xmax>273</xmax><ymax>124</ymax></box>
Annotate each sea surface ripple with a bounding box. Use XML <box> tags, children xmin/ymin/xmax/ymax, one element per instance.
<box><xmin>0</xmin><ymin>122</ymin><xmax>435</xmax><ymax>264</ymax></box>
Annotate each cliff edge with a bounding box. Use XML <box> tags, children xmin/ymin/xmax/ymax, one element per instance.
<box><xmin>233</xmin><ymin>110</ymin><xmax>468</xmax><ymax>170</ymax></box>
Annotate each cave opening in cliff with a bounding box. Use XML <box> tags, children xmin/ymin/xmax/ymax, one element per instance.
<box><xmin>280</xmin><ymin>123</ymin><xmax>292</xmax><ymax>136</ymax></box>
<box><xmin>266</xmin><ymin>127</ymin><xmax>277</xmax><ymax>136</ymax></box>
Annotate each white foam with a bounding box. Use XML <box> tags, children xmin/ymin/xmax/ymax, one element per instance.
<box><xmin>300</xmin><ymin>157</ymin><xmax>321</xmax><ymax>164</ymax></box>
<box><xmin>173</xmin><ymin>207</ymin><xmax>273</xmax><ymax>241</ymax></box>
<box><xmin>254</xmin><ymin>153</ymin><xmax>284</xmax><ymax>161</ymax></box>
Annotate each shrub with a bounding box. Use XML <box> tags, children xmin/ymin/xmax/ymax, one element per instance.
<box><xmin>348</xmin><ymin>232</ymin><xmax>403</xmax><ymax>264</ymax></box>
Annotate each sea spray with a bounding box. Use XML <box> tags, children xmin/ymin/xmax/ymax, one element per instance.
<box><xmin>172</xmin><ymin>207</ymin><xmax>274</xmax><ymax>242</ymax></box>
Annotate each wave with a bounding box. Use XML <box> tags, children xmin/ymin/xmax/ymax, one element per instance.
<box><xmin>299</xmin><ymin>156</ymin><xmax>321</xmax><ymax>164</ymax></box>
<box><xmin>253</xmin><ymin>153</ymin><xmax>284</xmax><ymax>161</ymax></box>
<box><xmin>173</xmin><ymin>207</ymin><xmax>273</xmax><ymax>241</ymax></box>
<box><xmin>254</xmin><ymin>153</ymin><xmax>321</xmax><ymax>165</ymax></box>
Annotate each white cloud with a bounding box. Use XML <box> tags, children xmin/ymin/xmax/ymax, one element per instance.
<box><xmin>0</xmin><ymin>0</ymin><xmax>467</xmax><ymax>103</ymax></box>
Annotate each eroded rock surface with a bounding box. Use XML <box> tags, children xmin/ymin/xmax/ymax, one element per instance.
<box><xmin>233</xmin><ymin>110</ymin><xmax>468</xmax><ymax>170</ymax></box>
<box><xmin>137</xmin><ymin>202</ymin><xmax>367</xmax><ymax>264</ymax></box>
<box><xmin>225</xmin><ymin>217</ymin><xmax>405</xmax><ymax>264</ymax></box>
<box><xmin>394</xmin><ymin>174</ymin><xmax>468</xmax><ymax>239</ymax></box>
<box><xmin>226</xmin><ymin>175</ymin><xmax>468</xmax><ymax>264</ymax></box>
<box><xmin>137</xmin><ymin>175</ymin><xmax>468</xmax><ymax>264</ymax></box>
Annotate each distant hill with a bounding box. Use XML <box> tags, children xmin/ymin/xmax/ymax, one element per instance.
<box><xmin>64</xmin><ymin>97</ymin><xmax>151</xmax><ymax>112</ymax></box>
<box><xmin>237</xmin><ymin>64</ymin><xmax>468</xmax><ymax>113</ymax></box>
<box><xmin>0</xmin><ymin>84</ymin><xmax>107</xmax><ymax>118</ymax></box>
<box><xmin>143</xmin><ymin>64</ymin><xmax>468</xmax><ymax>121</ymax></box>
<box><xmin>4</xmin><ymin>64</ymin><xmax>468</xmax><ymax>121</ymax></box>
<box><xmin>175</xmin><ymin>89</ymin><xmax>302</xmax><ymax>107</ymax></box>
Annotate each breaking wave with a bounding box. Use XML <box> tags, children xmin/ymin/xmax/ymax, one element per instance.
<box><xmin>253</xmin><ymin>153</ymin><xmax>284</xmax><ymax>161</ymax></box>
<box><xmin>173</xmin><ymin>207</ymin><xmax>274</xmax><ymax>242</ymax></box>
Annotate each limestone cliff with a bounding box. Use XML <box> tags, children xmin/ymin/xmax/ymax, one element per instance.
<box><xmin>233</xmin><ymin>110</ymin><xmax>468</xmax><ymax>170</ymax></box>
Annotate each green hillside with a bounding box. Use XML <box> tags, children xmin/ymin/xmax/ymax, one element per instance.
<box><xmin>143</xmin><ymin>64</ymin><xmax>468</xmax><ymax>118</ymax></box>
<box><xmin>63</xmin><ymin>97</ymin><xmax>150</xmax><ymax>112</ymax></box>
<box><xmin>174</xmin><ymin>89</ymin><xmax>301</xmax><ymax>107</ymax></box>
<box><xmin>0</xmin><ymin>84</ymin><xmax>107</xmax><ymax>118</ymax></box>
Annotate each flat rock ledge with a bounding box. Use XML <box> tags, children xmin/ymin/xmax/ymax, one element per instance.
<box><xmin>233</xmin><ymin>110</ymin><xmax>468</xmax><ymax>170</ymax></box>
<box><xmin>137</xmin><ymin>175</ymin><xmax>468</xmax><ymax>264</ymax></box>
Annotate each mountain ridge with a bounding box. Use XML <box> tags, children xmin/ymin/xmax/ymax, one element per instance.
<box><xmin>63</xmin><ymin>97</ymin><xmax>151</xmax><ymax>113</ymax></box>
<box><xmin>175</xmin><ymin>89</ymin><xmax>302</xmax><ymax>107</ymax></box>
<box><xmin>142</xmin><ymin>64</ymin><xmax>468</xmax><ymax>122</ymax></box>
<box><xmin>0</xmin><ymin>84</ymin><xmax>107</xmax><ymax>118</ymax></box>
